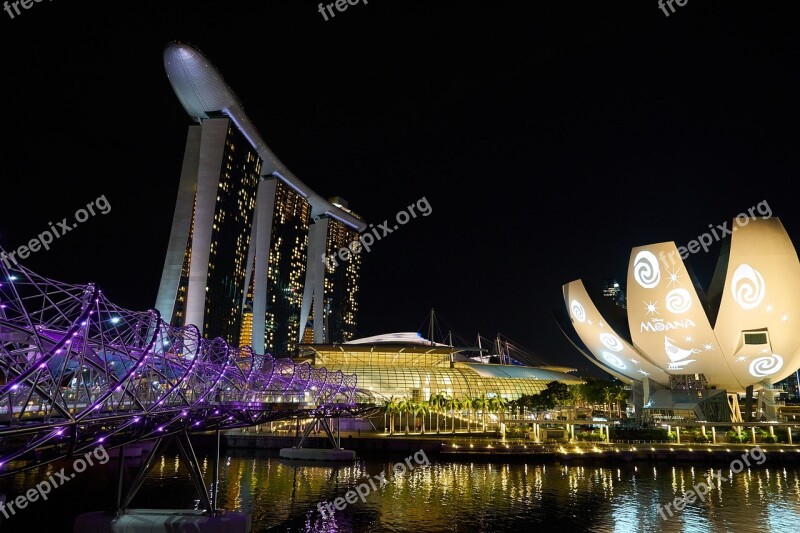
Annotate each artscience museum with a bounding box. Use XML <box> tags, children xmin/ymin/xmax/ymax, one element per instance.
<box><xmin>558</xmin><ymin>217</ymin><xmax>800</xmax><ymax>423</ymax></box>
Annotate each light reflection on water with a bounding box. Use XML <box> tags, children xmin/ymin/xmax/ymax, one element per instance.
<box><xmin>1</xmin><ymin>450</ymin><xmax>799</xmax><ymax>532</ymax></box>
<box><xmin>149</xmin><ymin>451</ymin><xmax>800</xmax><ymax>532</ymax></box>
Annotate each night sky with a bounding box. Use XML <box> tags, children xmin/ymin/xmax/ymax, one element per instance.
<box><xmin>1</xmin><ymin>1</ymin><xmax>798</xmax><ymax>376</ymax></box>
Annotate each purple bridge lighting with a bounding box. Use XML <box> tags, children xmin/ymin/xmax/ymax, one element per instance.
<box><xmin>0</xmin><ymin>250</ymin><xmax>370</xmax><ymax>478</ymax></box>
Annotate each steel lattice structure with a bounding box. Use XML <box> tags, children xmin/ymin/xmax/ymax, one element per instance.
<box><xmin>0</xmin><ymin>254</ymin><xmax>365</xmax><ymax>476</ymax></box>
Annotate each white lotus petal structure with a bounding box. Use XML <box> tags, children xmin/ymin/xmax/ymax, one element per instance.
<box><xmin>562</xmin><ymin>217</ymin><xmax>800</xmax><ymax>393</ymax></box>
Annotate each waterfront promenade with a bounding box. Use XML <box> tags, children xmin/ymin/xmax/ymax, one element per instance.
<box><xmin>224</xmin><ymin>427</ymin><xmax>800</xmax><ymax>464</ymax></box>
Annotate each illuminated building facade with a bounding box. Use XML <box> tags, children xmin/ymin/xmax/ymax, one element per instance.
<box><xmin>243</xmin><ymin>179</ymin><xmax>311</xmax><ymax>356</ymax></box>
<box><xmin>155</xmin><ymin>42</ymin><xmax>366</xmax><ymax>355</ymax></box>
<box><xmin>559</xmin><ymin>217</ymin><xmax>800</xmax><ymax>422</ymax></box>
<box><xmin>301</xmin><ymin>333</ymin><xmax>583</xmax><ymax>402</ymax></box>
<box><xmin>298</xmin><ymin>197</ymin><xmax>362</xmax><ymax>344</ymax></box>
<box><xmin>297</xmin><ymin>197</ymin><xmax>364</xmax><ymax>346</ymax></box>
<box><xmin>325</xmin><ymin>200</ymin><xmax>362</xmax><ymax>343</ymax></box>
<box><xmin>155</xmin><ymin>117</ymin><xmax>259</xmax><ymax>344</ymax></box>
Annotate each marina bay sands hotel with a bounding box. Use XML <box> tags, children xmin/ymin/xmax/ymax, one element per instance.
<box><xmin>155</xmin><ymin>43</ymin><xmax>365</xmax><ymax>356</ymax></box>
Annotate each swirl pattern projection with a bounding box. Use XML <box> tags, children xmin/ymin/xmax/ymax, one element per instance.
<box><xmin>562</xmin><ymin>217</ymin><xmax>800</xmax><ymax>392</ymax></box>
<box><xmin>0</xmin><ymin>255</ymin><xmax>362</xmax><ymax>475</ymax></box>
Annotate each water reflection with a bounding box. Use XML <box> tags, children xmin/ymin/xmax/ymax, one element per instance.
<box><xmin>1</xmin><ymin>450</ymin><xmax>799</xmax><ymax>532</ymax></box>
<box><xmin>186</xmin><ymin>452</ymin><xmax>798</xmax><ymax>532</ymax></box>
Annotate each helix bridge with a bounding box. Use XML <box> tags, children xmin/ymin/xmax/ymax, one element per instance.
<box><xmin>0</xmin><ymin>253</ymin><xmax>377</xmax><ymax>512</ymax></box>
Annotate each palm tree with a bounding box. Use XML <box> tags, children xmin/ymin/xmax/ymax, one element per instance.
<box><xmin>489</xmin><ymin>395</ymin><xmax>509</xmax><ymax>431</ymax></box>
<box><xmin>385</xmin><ymin>397</ymin><xmax>399</xmax><ymax>435</ymax></box>
<box><xmin>445</xmin><ymin>396</ymin><xmax>458</xmax><ymax>434</ymax></box>
<box><xmin>398</xmin><ymin>399</ymin><xmax>414</xmax><ymax>434</ymax></box>
<box><xmin>602</xmin><ymin>387</ymin><xmax>616</xmax><ymax>419</ymax></box>
<box><xmin>464</xmin><ymin>396</ymin><xmax>476</xmax><ymax>433</ymax></box>
<box><xmin>441</xmin><ymin>393</ymin><xmax>455</xmax><ymax>433</ymax></box>
<box><xmin>429</xmin><ymin>392</ymin><xmax>446</xmax><ymax>433</ymax></box>
<box><xmin>487</xmin><ymin>397</ymin><xmax>498</xmax><ymax>432</ymax></box>
<box><xmin>613</xmin><ymin>386</ymin><xmax>628</xmax><ymax>418</ymax></box>
<box><xmin>460</xmin><ymin>397</ymin><xmax>472</xmax><ymax>432</ymax></box>
<box><xmin>396</xmin><ymin>398</ymin><xmax>407</xmax><ymax>434</ymax></box>
<box><xmin>414</xmin><ymin>402</ymin><xmax>431</xmax><ymax>434</ymax></box>
<box><xmin>407</xmin><ymin>400</ymin><xmax>417</xmax><ymax>433</ymax></box>
<box><xmin>407</xmin><ymin>401</ymin><xmax>417</xmax><ymax>433</ymax></box>
<box><xmin>439</xmin><ymin>393</ymin><xmax>449</xmax><ymax>432</ymax></box>
<box><xmin>474</xmin><ymin>394</ymin><xmax>491</xmax><ymax>432</ymax></box>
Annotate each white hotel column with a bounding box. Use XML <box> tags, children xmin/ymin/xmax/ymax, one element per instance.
<box><xmin>299</xmin><ymin>219</ymin><xmax>329</xmax><ymax>344</ymax></box>
<box><xmin>154</xmin><ymin>125</ymin><xmax>201</xmax><ymax>322</ymax></box>
<box><xmin>183</xmin><ymin>118</ymin><xmax>230</xmax><ymax>336</ymax></box>
<box><xmin>312</xmin><ymin>220</ymin><xmax>329</xmax><ymax>343</ymax></box>
<box><xmin>250</xmin><ymin>177</ymin><xmax>277</xmax><ymax>354</ymax></box>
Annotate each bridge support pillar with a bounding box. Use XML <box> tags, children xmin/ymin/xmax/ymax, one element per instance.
<box><xmin>118</xmin><ymin>433</ymin><xmax>217</xmax><ymax>516</ymax></box>
<box><xmin>115</xmin><ymin>444</ymin><xmax>126</xmax><ymax>514</ymax></box>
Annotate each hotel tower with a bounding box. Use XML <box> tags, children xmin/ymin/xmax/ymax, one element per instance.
<box><xmin>155</xmin><ymin>43</ymin><xmax>366</xmax><ymax>356</ymax></box>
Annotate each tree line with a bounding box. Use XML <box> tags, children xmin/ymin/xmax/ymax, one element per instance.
<box><xmin>511</xmin><ymin>378</ymin><xmax>628</xmax><ymax>418</ymax></box>
<box><xmin>382</xmin><ymin>393</ymin><xmax>508</xmax><ymax>434</ymax></box>
<box><xmin>380</xmin><ymin>378</ymin><xmax>628</xmax><ymax>435</ymax></box>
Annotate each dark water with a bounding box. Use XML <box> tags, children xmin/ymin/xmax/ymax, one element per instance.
<box><xmin>1</xmin><ymin>448</ymin><xmax>800</xmax><ymax>532</ymax></box>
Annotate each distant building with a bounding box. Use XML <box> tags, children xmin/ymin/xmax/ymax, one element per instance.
<box><xmin>300</xmin><ymin>333</ymin><xmax>583</xmax><ymax>402</ymax></box>
<box><xmin>601</xmin><ymin>278</ymin><xmax>626</xmax><ymax>309</ymax></box>
<box><xmin>775</xmin><ymin>371</ymin><xmax>800</xmax><ymax>399</ymax></box>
